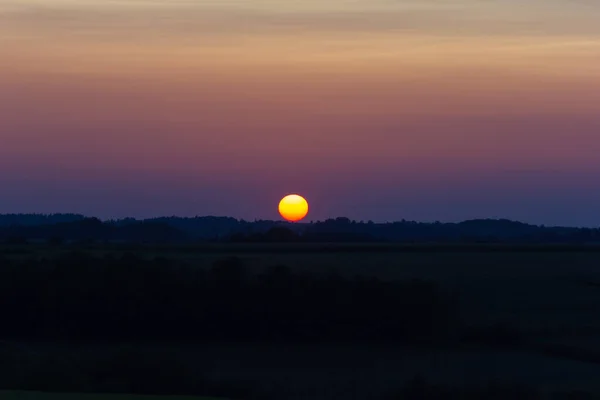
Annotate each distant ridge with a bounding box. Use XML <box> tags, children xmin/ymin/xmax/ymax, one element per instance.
<box><xmin>0</xmin><ymin>213</ymin><xmax>86</xmax><ymax>227</ymax></box>
<box><xmin>0</xmin><ymin>214</ymin><xmax>598</xmax><ymax>244</ymax></box>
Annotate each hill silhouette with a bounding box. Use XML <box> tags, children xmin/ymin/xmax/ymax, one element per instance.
<box><xmin>0</xmin><ymin>214</ymin><xmax>599</xmax><ymax>244</ymax></box>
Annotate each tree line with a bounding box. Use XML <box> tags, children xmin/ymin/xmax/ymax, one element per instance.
<box><xmin>1</xmin><ymin>214</ymin><xmax>600</xmax><ymax>243</ymax></box>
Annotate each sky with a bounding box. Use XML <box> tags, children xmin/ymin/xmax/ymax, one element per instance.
<box><xmin>1</xmin><ymin>0</ymin><xmax>600</xmax><ymax>226</ymax></box>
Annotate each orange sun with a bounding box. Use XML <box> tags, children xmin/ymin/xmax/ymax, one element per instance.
<box><xmin>278</xmin><ymin>194</ymin><xmax>309</xmax><ymax>222</ymax></box>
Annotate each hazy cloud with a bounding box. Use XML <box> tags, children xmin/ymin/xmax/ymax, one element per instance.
<box><xmin>2</xmin><ymin>0</ymin><xmax>600</xmax><ymax>39</ymax></box>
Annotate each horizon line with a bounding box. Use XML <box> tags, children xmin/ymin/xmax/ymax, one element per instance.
<box><xmin>0</xmin><ymin>213</ymin><xmax>596</xmax><ymax>229</ymax></box>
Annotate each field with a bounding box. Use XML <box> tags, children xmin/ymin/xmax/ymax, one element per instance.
<box><xmin>0</xmin><ymin>393</ymin><xmax>220</xmax><ymax>400</ymax></box>
<box><xmin>6</xmin><ymin>242</ymin><xmax>600</xmax><ymax>332</ymax></box>
<box><xmin>2</xmin><ymin>243</ymin><xmax>600</xmax><ymax>399</ymax></box>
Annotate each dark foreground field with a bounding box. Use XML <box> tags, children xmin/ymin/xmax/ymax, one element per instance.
<box><xmin>0</xmin><ymin>393</ymin><xmax>219</xmax><ymax>400</ymax></box>
<box><xmin>2</xmin><ymin>243</ymin><xmax>600</xmax><ymax>399</ymax></box>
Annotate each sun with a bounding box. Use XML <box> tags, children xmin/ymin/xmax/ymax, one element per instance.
<box><xmin>278</xmin><ymin>194</ymin><xmax>309</xmax><ymax>222</ymax></box>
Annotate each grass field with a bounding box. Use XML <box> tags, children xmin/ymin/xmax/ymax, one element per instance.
<box><xmin>0</xmin><ymin>392</ymin><xmax>221</xmax><ymax>400</ymax></box>
<box><xmin>3</xmin><ymin>243</ymin><xmax>600</xmax><ymax>398</ymax></box>
<box><xmin>4</xmin><ymin>243</ymin><xmax>600</xmax><ymax>332</ymax></box>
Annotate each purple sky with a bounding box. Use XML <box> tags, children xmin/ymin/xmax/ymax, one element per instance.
<box><xmin>1</xmin><ymin>1</ymin><xmax>600</xmax><ymax>225</ymax></box>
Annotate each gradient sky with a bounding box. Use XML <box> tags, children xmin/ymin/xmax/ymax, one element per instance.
<box><xmin>1</xmin><ymin>0</ymin><xmax>600</xmax><ymax>225</ymax></box>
